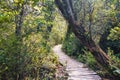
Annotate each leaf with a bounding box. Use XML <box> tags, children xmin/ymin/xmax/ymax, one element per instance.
<box><xmin>113</xmin><ymin>69</ymin><xmax>120</xmax><ymax>76</ymax></box>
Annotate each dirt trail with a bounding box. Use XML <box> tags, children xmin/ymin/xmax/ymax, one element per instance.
<box><xmin>53</xmin><ymin>45</ymin><xmax>101</xmax><ymax>80</ymax></box>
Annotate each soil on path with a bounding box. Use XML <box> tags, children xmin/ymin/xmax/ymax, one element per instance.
<box><xmin>53</xmin><ymin>45</ymin><xmax>101</xmax><ymax>80</ymax></box>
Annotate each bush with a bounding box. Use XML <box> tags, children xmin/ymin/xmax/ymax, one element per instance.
<box><xmin>0</xmin><ymin>33</ymin><xmax>59</xmax><ymax>80</ymax></box>
<box><xmin>107</xmin><ymin>27</ymin><xmax>120</xmax><ymax>55</ymax></box>
<box><xmin>108</xmin><ymin>49</ymin><xmax>120</xmax><ymax>68</ymax></box>
<box><xmin>62</xmin><ymin>33</ymin><xmax>84</xmax><ymax>57</ymax></box>
<box><xmin>77</xmin><ymin>50</ymin><xmax>100</xmax><ymax>70</ymax></box>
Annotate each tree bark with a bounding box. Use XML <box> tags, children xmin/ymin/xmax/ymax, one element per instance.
<box><xmin>70</xmin><ymin>19</ymin><xmax>110</xmax><ymax>66</ymax></box>
<box><xmin>15</xmin><ymin>4</ymin><xmax>24</xmax><ymax>37</ymax></box>
<box><xmin>14</xmin><ymin>2</ymin><xmax>26</xmax><ymax>80</ymax></box>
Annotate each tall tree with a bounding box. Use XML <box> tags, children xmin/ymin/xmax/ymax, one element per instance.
<box><xmin>55</xmin><ymin>0</ymin><xmax>110</xmax><ymax>67</ymax></box>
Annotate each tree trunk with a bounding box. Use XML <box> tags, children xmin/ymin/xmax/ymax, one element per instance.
<box><xmin>70</xmin><ymin>20</ymin><xmax>110</xmax><ymax>66</ymax></box>
<box><xmin>14</xmin><ymin>3</ymin><xmax>25</xmax><ymax>80</ymax></box>
<box><xmin>15</xmin><ymin>4</ymin><xmax>24</xmax><ymax>37</ymax></box>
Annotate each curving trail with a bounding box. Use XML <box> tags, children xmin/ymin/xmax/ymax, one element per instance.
<box><xmin>53</xmin><ymin>45</ymin><xmax>101</xmax><ymax>80</ymax></box>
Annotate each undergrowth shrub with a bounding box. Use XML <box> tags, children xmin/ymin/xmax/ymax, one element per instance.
<box><xmin>62</xmin><ymin>33</ymin><xmax>84</xmax><ymax>57</ymax></box>
<box><xmin>78</xmin><ymin>51</ymin><xmax>98</xmax><ymax>69</ymax></box>
<box><xmin>108</xmin><ymin>48</ymin><xmax>120</xmax><ymax>68</ymax></box>
<box><xmin>0</xmin><ymin>33</ymin><xmax>59</xmax><ymax>80</ymax></box>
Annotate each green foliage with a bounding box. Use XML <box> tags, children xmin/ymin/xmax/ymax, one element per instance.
<box><xmin>108</xmin><ymin>27</ymin><xmax>120</xmax><ymax>41</ymax></box>
<box><xmin>107</xmin><ymin>27</ymin><xmax>120</xmax><ymax>56</ymax></box>
<box><xmin>0</xmin><ymin>32</ymin><xmax>59</xmax><ymax>79</ymax></box>
<box><xmin>63</xmin><ymin>34</ymin><xmax>99</xmax><ymax>70</ymax></box>
<box><xmin>108</xmin><ymin>49</ymin><xmax>120</xmax><ymax>68</ymax></box>
<box><xmin>77</xmin><ymin>51</ymin><xmax>96</xmax><ymax>67</ymax></box>
<box><xmin>0</xmin><ymin>0</ymin><xmax>62</xmax><ymax>80</ymax></box>
<box><xmin>0</xmin><ymin>35</ymin><xmax>22</xmax><ymax>79</ymax></box>
<box><xmin>106</xmin><ymin>49</ymin><xmax>120</xmax><ymax>78</ymax></box>
<box><xmin>1</xmin><ymin>0</ymin><xmax>120</xmax><ymax>79</ymax></box>
<box><xmin>79</xmin><ymin>51</ymin><xmax>97</xmax><ymax>69</ymax></box>
<box><xmin>62</xmin><ymin>33</ymin><xmax>84</xmax><ymax>56</ymax></box>
<box><xmin>49</xmin><ymin>11</ymin><xmax>67</xmax><ymax>46</ymax></box>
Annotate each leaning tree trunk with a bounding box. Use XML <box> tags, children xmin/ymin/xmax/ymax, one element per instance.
<box><xmin>55</xmin><ymin>0</ymin><xmax>110</xmax><ymax>67</ymax></box>
<box><xmin>70</xmin><ymin>19</ymin><xmax>110</xmax><ymax>66</ymax></box>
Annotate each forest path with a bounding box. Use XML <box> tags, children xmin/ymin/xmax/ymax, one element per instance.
<box><xmin>52</xmin><ymin>45</ymin><xmax>101</xmax><ymax>80</ymax></box>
